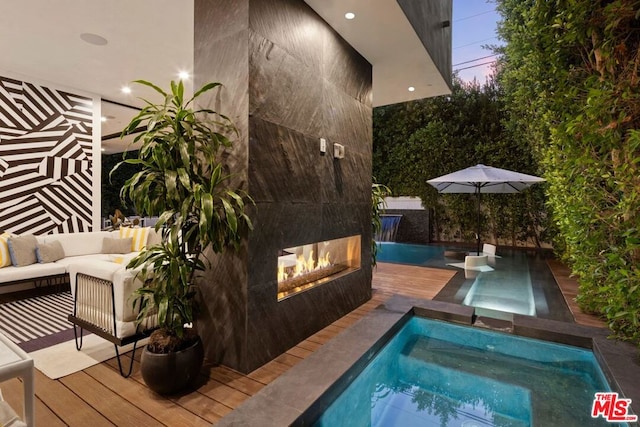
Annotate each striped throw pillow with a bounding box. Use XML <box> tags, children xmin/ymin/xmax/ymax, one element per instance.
<box><xmin>0</xmin><ymin>232</ymin><xmax>15</xmax><ymax>268</ymax></box>
<box><xmin>119</xmin><ymin>227</ymin><xmax>150</xmax><ymax>252</ymax></box>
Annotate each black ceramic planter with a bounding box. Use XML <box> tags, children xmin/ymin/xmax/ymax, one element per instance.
<box><xmin>141</xmin><ymin>336</ymin><xmax>204</xmax><ymax>395</ymax></box>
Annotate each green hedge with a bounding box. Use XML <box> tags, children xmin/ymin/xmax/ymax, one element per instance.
<box><xmin>496</xmin><ymin>0</ymin><xmax>640</xmax><ymax>344</ymax></box>
<box><xmin>373</xmin><ymin>78</ymin><xmax>551</xmax><ymax>247</ymax></box>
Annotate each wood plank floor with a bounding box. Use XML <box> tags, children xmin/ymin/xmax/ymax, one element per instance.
<box><xmin>547</xmin><ymin>259</ymin><xmax>607</xmax><ymax>328</ymax></box>
<box><xmin>0</xmin><ymin>261</ymin><xmax>606</xmax><ymax>426</ymax></box>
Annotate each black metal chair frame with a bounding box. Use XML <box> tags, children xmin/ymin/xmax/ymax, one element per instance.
<box><xmin>67</xmin><ymin>272</ymin><xmax>152</xmax><ymax>377</ymax></box>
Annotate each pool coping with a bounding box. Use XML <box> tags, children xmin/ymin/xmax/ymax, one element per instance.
<box><xmin>216</xmin><ymin>296</ymin><xmax>640</xmax><ymax>426</ymax></box>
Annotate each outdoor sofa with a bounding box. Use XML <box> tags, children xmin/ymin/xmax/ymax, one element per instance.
<box><xmin>0</xmin><ymin>227</ymin><xmax>161</xmax><ymax>376</ymax></box>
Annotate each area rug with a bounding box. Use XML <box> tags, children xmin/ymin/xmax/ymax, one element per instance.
<box><xmin>0</xmin><ymin>291</ymin><xmax>80</xmax><ymax>352</ymax></box>
<box><xmin>0</xmin><ymin>290</ymin><xmax>148</xmax><ymax>379</ymax></box>
<box><xmin>29</xmin><ymin>334</ymin><xmax>146</xmax><ymax>379</ymax></box>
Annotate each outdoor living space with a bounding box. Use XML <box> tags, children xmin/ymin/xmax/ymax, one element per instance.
<box><xmin>0</xmin><ymin>260</ymin><xmax>625</xmax><ymax>426</ymax></box>
<box><xmin>3</xmin><ymin>0</ymin><xmax>640</xmax><ymax>426</ymax></box>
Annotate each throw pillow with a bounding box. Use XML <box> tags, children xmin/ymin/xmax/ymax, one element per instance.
<box><xmin>7</xmin><ymin>235</ymin><xmax>38</xmax><ymax>267</ymax></box>
<box><xmin>102</xmin><ymin>237</ymin><xmax>134</xmax><ymax>254</ymax></box>
<box><xmin>119</xmin><ymin>227</ymin><xmax>150</xmax><ymax>251</ymax></box>
<box><xmin>0</xmin><ymin>232</ymin><xmax>15</xmax><ymax>268</ymax></box>
<box><xmin>35</xmin><ymin>240</ymin><xmax>66</xmax><ymax>263</ymax></box>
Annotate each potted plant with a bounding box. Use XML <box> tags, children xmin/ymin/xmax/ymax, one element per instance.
<box><xmin>114</xmin><ymin>80</ymin><xmax>252</xmax><ymax>394</ymax></box>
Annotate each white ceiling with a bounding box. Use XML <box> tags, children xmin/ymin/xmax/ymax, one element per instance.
<box><xmin>0</xmin><ymin>0</ymin><xmax>450</xmax><ymax>154</ymax></box>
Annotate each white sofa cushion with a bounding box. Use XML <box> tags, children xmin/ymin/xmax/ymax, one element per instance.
<box><xmin>42</xmin><ymin>232</ymin><xmax>112</xmax><ymax>257</ymax></box>
<box><xmin>0</xmin><ymin>263</ymin><xmax>66</xmax><ymax>282</ymax></box>
<box><xmin>54</xmin><ymin>254</ymin><xmax>113</xmax><ymax>268</ymax></box>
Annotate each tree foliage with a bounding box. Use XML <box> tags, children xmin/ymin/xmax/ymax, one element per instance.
<box><xmin>373</xmin><ymin>77</ymin><xmax>550</xmax><ymax>247</ymax></box>
<box><xmin>496</xmin><ymin>0</ymin><xmax>640</xmax><ymax>344</ymax></box>
<box><xmin>101</xmin><ymin>151</ymin><xmax>140</xmax><ymax>217</ymax></box>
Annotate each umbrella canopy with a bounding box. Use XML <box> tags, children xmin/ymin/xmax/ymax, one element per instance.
<box><xmin>427</xmin><ymin>164</ymin><xmax>545</xmax><ymax>254</ymax></box>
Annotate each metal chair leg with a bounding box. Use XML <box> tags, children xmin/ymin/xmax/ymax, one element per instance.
<box><xmin>114</xmin><ymin>340</ymin><xmax>139</xmax><ymax>378</ymax></box>
<box><xmin>73</xmin><ymin>325</ymin><xmax>84</xmax><ymax>350</ymax></box>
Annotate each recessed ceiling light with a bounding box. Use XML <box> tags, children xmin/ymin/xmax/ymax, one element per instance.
<box><xmin>178</xmin><ymin>71</ymin><xmax>190</xmax><ymax>80</ymax></box>
<box><xmin>101</xmin><ymin>148</ymin><xmax>106</xmax><ymax>152</ymax></box>
<box><xmin>80</xmin><ymin>33</ymin><xmax>108</xmax><ymax>46</ymax></box>
<box><xmin>101</xmin><ymin>116</ymin><xmax>107</xmax><ymax>122</ymax></box>
<box><xmin>408</xmin><ymin>86</ymin><xmax>416</xmax><ymax>92</ymax></box>
<box><xmin>121</xmin><ymin>86</ymin><xmax>131</xmax><ymax>94</ymax></box>
<box><xmin>345</xmin><ymin>12</ymin><xmax>355</xmax><ymax>20</ymax></box>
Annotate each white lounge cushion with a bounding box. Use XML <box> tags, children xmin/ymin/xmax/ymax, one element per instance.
<box><xmin>54</xmin><ymin>254</ymin><xmax>113</xmax><ymax>267</ymax></box>
<box><xmin>0</xmin><ymin>263</ymin><xmax>66</xmax><ymax>282</ymax></box>
<box><xmin>112</xmin><ymin>266</ymin><xmax>147</xmax><ymax>322</ymax></box>
<box><xmin>42</xmin><ymin>232</ymin><xmax>112</xmax><ymax>257</ymax></box>
<box><xmin>67</xmin><ymin>260</ymin><xmax>123</xmax><ymax>298</ymax></box>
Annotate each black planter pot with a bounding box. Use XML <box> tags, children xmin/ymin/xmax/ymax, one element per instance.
<box><xmin>141</xmin><ymin>336</ymin><xmax>204</xmax><ymax>395</ymax></box>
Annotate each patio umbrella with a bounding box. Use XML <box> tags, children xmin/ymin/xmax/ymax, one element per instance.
<box><xmin>427</xmin><ymin>164</ymin><xmax>545</xmax><ymax>255</ymax></box>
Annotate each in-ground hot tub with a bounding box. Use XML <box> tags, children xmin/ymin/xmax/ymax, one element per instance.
<box><xmin>216</xmin><ymin>296</ymin><xmax>639</xmax><ymax>426</ymax></box>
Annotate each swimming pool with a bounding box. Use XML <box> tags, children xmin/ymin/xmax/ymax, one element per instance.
<box><xmin>375</xmin><ymin>242</ymin><xmax>445</xmax><ymax>265</ymax></box>
<box><xmin>314</xmin><ymin>316</ymin><xmax>625</xmax><ymax>427</ymax></box>
<box><xmin>217</xmin><ymin>297</ymin><xmax>638</xmax><ymax>427</ymax></box>
<box><xmin>376</xmin><ymin>242</ymin><xmax>572</xmax><ymax>322</ymax></box>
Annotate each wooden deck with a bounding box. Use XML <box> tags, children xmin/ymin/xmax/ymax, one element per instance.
<box><xmin>547</xmin><ymin>259</ymin><xmax>607</xmax><ymax>328</ymax></box>
<box><xmin>0</xmin><ymin>261</ymin><xmax>606</xmax><ymax>426</ymax></box>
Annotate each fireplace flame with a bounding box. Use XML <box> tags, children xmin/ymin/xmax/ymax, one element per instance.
<box><xmin>278</xmin><ymin>251</ymin><xmax>331</xmax><ymax>282</ymax></box>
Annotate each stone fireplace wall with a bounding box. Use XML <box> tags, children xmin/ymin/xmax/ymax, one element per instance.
<box><xmin>195</xmin><ymin>0</ymin><xmax>373</xmax><ymax>373</ymax></box>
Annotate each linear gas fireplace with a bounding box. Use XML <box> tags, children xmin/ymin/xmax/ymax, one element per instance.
<box><xmin>277</xmin><ymin>235</ymin><xmax>361</xmax><ymax>300</ymax></box>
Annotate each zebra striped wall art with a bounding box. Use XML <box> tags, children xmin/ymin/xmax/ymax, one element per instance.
<box><xmin>0</xmin><ymin>75</ymin><xmax>100</xmax><ymax>235</ymax></box>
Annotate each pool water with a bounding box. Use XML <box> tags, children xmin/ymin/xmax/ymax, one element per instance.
<box><xmin>462</xmin><ymin>250</ymin><xmax>535</xmax><ymax>316</ymax></box>
<box><xmin>375</xmin><ymin>242</ymin><xmax>572</xmax><ymax>322</ymax></box>
<box><xmin>375</xmin><ymin>242</ymin><xmax>444</xmax><ymax>265</ymax></box>
<box><xmin>314</xmin><ymin>317</ymin><xmax>625</xmax><ymax>427</ymax></box>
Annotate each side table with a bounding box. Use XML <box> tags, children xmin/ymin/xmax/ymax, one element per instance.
<box><xmin>0</xmin><ymin>332</ymin><xmax>34</xmax><ymax>427</ymax></box>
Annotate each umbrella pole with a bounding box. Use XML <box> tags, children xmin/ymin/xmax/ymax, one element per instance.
<box><xmin>476</xmin><ymin>185</ymin><xmax>481</xmax><ymax>255</ymax></box>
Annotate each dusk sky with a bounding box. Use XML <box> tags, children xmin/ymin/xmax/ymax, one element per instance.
<box><xmin>452</xmin><ymin>0</ymin><xmax>503</xmax><ymax>83</ymax></box>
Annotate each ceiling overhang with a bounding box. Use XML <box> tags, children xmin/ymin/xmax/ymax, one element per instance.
<box><xmin>304</xmin><ymin>0</ymin><xmax>452</xmax><ymax>107</ymax></box>
<box><xmin>0</xmin><ymin>0</ymin><xmax>451</xmax><ymax>154</ymax></box>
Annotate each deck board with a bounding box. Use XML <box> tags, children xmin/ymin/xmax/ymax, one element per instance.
<box><xmin>0</xmin><ymin>260</ymin><xmax>607</xmax><ymax>426</ymax></box>
<box><xmin>547</xmin><ymin>259</ymin><xmax>607</xmax><ymax>328</ymax></box>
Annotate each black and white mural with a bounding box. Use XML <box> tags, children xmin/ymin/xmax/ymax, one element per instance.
<box><xmin>0</xmin><ymin>75</ymin><xmax>99</xmax><ymax>234</ymax></box>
